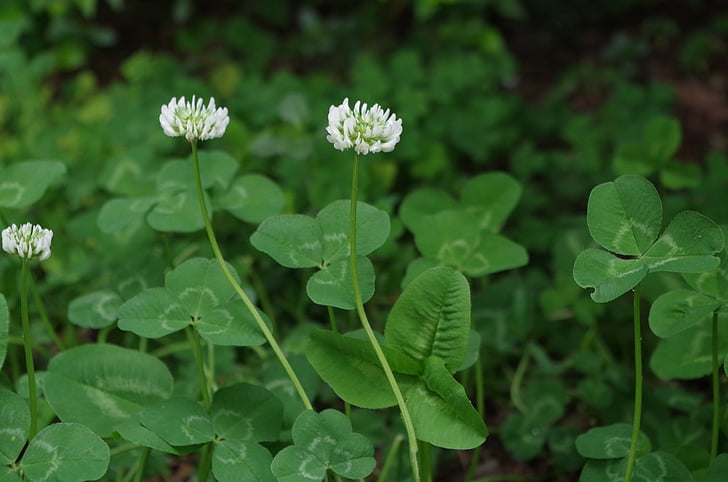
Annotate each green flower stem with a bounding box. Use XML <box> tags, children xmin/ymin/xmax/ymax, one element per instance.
<box><xmin>20</xmin><ymin>260</ymin><xmax>38</xmax><ymax>439</ymax></box>
<box><xmin>186</xmin><ymin>326</ymin><xmax>211</xmax><ymax>410</ymax></box>
<box><xmin>197</xmin><ymin>442</ymin><xmax>213</xmax><ymax>482</ymax></box>
<box><xmin>418</xmin><ymin>441</ymin><xmax>432</xmax><ymax>482</ymax></box>
<box><xmin>190</xmin><ymin>141</ymin><xmax>313</xmax><ymax>411</ymax></box>
<box><xmin>466</xmin><ymin>357</ymin><xmax>485</xmax><ymax>482</ymax></box>
<box><xmin>377</xmin><ymin>434</ymin><xmax>404</xmax><ymax>482</ymax></box>
<box><xmin>624</xmin><ymin>284</ymin><xmax>643</xmax><ymax>482</ymax></box>
<box><xmin>711</xmin><ymin>311</ymin><xmax>720</xmax><ymax>462</ymax></box>
<box><xmin>132</xmin><ymin>447</ymin><xmax>150</xmax><ymax>482</ymax></box>
<box><xmin>29</xmin><ymin>276</ymin><xmax>64</xmax><ymax>350</ymax></box>
<box><xmin>349</xmin><ymin>153</ymin><xmax>420</xmax><ymax>482</ymax></box>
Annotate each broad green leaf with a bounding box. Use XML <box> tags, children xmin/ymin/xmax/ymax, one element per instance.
<box><xmin>306</xmin><ymin>329</ymin><xmax>421</xmax><ymax>409</ymax></box>
<box><xmin>0</xmin><ymin>466</ymin><xmax>20</xmax><ymax>482</ymax></box>
<box><xmin>157</xmin><ymin>151</ymin><xmax>237</xmax><ymax>192</ymax></box>
<box><xmin>20</xmin><ymin>423</ymin><xmax>109</xmax><ymax>482</ymax></box>
<box><xmin>67</xmin><ymin>290</ymin><xmax>122</xmax><ymax>329</ymax></box>
<box><xmin>260</xmin><ymin>354</ymin><xmax>321</xmax><ymax>426</ymax></box>
<box><xmin>146</xmin><ymin>188</ymin><xmax>206</xmax><ymax>232</ymax></box>
<box><xmin>683</xmin><ymin>238</ymin><xmax>728</xmax><ymax>296</ymax></box>
<box><xmin>117</xmin><ymin>288</ymin><xmax>190</xmax><ymax>338</ymax></box>
<box><xmin>406</xmin><ymin>356</ymin><xmax>487</xmax><ymax>449</ymax></box>
<box><xmin>212</xmin><ymin>439</ymin><xmax>275</xmax><ymax>482</ymax></box>
<box><xmin>462</xmin><ymin>233</ymin><xmax>529</xmax><ymax>276</ymax></box>
<box><xmin>0</xmin><ymin>161</ymin><xmax>66</xmax><ymax>208</ymax></box>
<box><xmin>219</xmin><ymin>174</ymin><xmax>284</xmax><ymax>223</ymax></box>
<box><xmin>586</xmin><ymin>175</ymin><xmax>662</xmax><ymax>255</ymax></box>
<box><xmin>660</xmin><ymin>162</ymin><xmax>702</xmax><ymax>190</ymax></box>
<box><xmin>645</xmin><ymin>116</ymin><xmax>681</xmax><ymax>162</ymax></box>
<box><xmin>271</xmin><ymin>409</ymin><xmax>375</xmax><ymax>481</ymax></box>
<box><xmin>196</xmin><ymin>302</ymin><xmax>267</xmax><ymax>347</ymax></box>
<box><xmin>573</xmin><ymin>248</ymin><xmax>648</xmax><ymax>303</ymax></box>
<box><xmin>651</xmin><ymin>319</ymin><xmax>728</xmax><ymax>380</ymax></box>
<box><xmin>461</xmin><ymin>172</ymin><xmax>522</xmax><ymax>232</ymax></box>
<box><xmin>211</xmin><ymin>383</ymin><xmax>282</xmax><ymax>442</ymax></box>
<box><xmin>0</xmin><ymin>389</ymin><xmax>29</xmax><ymax>465</ymax></box>
<box><xmin>703</xmin><ymin>454</ymin><xmax>728</xmax><ymax>482</ymax></box>
<box><xmin>166</xmin><ymin>258</ymin><xmax>237</xmax><ymax>317</ymax></box>
<box><xmin>113</xmin><ymin>421</ymin><xmax>184</xmax><ymax>454</ymax></box>
<box><xmin>140</xmin><ymin>398</ymin><xmax>214</xmax><ymax>446</ymax></box>
<box><xmin>316</xmin><ymin>200</ymin><xmax>390</xmax><ymax>262</ymax></box>
<box><xmin>414</xmin><ymin>210</ymin><xmax>480</xmax><ymax>267</ymax></box>
<box><xmin>613</xmin><ymin>142</ymin><xmax>656</xmax><ymax>176</ymax></box>
<box><xmin>0</xmin><ymin>295</ymin><xmax>7</xmax><ymax>371</ymax></box>
<box><xmin>399</xmin><ymin>188</ymin><xmax>457</xmax><ymax>233</ymax></box>
<box><xmin>575</xmin><ymin>423</ymin><xmax>651</xmax><ymax>459</ymax></box>
<box><xmin>579</xmin><ymin>451</ymin><xmax>693</xmax><ymax>482</ymax></box>
<box><xmin>97</xmin><ymin>197</ymin><xmax>155</xmax><ymax>233</ymax></box>
<box><xmin>385</xmin><ymin>267</ymin><xmax>471</xmax><ymax>371</ymax></box>
<box><xmin>648</xmin><ymin>290</ymin><xmax>719</xmax><ymax>338</ymax></box>
<box><xmin>456</xmin><ymin>330</ymin><xmax>481</xmax><ymax>372</ymax></box>
<box><xmin>401</xmin><ymin>257</ymin><xmax>441</xmax><ymax>288</ymax></box>
<box><xmin>43</xmin><ymin>344</ymin><xmax>174</xmax><ymax>437</ymax></box>
<box><xmin>643</xmin><ymin>211</ymin><xmax>723</xmax><ymax>273</ymax></box>
<box><xmin>306</xmin><ymin>256</ymin><xmax>375</xmax><ymax>310</ymax></box>
<box><xmin>250</xmin><ymin>215</ymin><xmax>323</xmax><ymax>268</ymax></box>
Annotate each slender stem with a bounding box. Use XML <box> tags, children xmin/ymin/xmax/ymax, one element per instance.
<box><xmin>20</xmin><ymin>261</ymin><xmax>38</xmax><ymax>439</ymax></box>
<box><xmin>348</xmin><ymin>153</ymin><xmax>420</xmax><ymax>481</ymax></box>
<box><xmin>186</xmin><ymin>326</ymin><xmax>211</xmax><ymax>411</ymax></box>
<box><xmin>418</xmin><ymin>441</ymin><xmax>432</xmax><ymax>482</ymax></box>
<box><xmin>711</xmin><ymin>311</ymin><xmax>720</xmax><ymax>461</ymax></box>
<box><xmin>510</xmin><ymin>348</ymin><xmax>530</xmax><ymax>414</ymax></box>
<box><xmin>249</xmin><ymin>267</ymin><xmax>278</xmax><ymax>337</ymax></box>
<box><xmin>29</xmin><ymin>276</ymin><xmax>64</xmax><ymax>350</ymax></box>
<box><xmin>197</xmin><ymin>442</ymin><xmax>213</xmax><ymax>482</ymax></box>
<box><xmin>624</xmin><ymin>284</ymin><xmax>643</xmax><ymax>482</ymax></box>
<box><xmin>132</xmin><ymin>447</ymin><xmax>150</xmax><ymax>482</ymax></box>
<box><xmin>378</xmin><ymin>435</ymin><xmax>404</xmax><ymax>482</ymax></box>
<box><xmin>190</xmin><ymin>141</ymin><xmax>312</xmax><ymax>410</ymax></box>
<box><xmin>466</xmin><ymin>357</ymin><xmax>485</xmax><ymax>482</ymax></box>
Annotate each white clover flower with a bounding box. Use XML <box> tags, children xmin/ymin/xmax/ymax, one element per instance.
<box><xmin>159</xmin><ymin>96</ymin><xmax>230</xmax><ymax>142</ymax></box>
<box><xmin>326</xmin><ymin>98</ymin><xmax>402</xmax><ymax>155</ymax></box>
<box><xmin>2</xmin><ymin>223</ymin><xmax>53</xmax><ymax>261</ymax></box>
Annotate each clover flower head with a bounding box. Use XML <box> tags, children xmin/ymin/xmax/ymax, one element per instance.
<box><xmin>2</xmin><ymin>223</ymin><xmax>53</xmax><ymax>261</ymax></box>
<box><xmin>160</xmin><ymin>95</ymin><xmax>230</xmax><ymax>142</ymax></box>
<box><xmin>326</xmin><ymin>98</ymin><xmax>402</xmax><ymax>155</ymax></box>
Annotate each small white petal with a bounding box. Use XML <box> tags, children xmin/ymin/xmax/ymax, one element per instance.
<box><xmin>159</xmin><ymin>95</ymin><xmax>230</xmax><ymax>142</ymax></box>
<box><xmin>2</xmin><ymin>223</ymin><xmax>53</xmax><ymax>261</ymax></box>
<box><xmin>325</xmin><ymin>98</ymin><xmax>402</xmax><ymax>155</ymax></box>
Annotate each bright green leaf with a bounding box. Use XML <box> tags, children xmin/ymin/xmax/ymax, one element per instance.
<box><xmin>97</xmin><ymin>197</ymin><xmax>155</xmax><ymax>233</ymax></box>
<box><xmin>166</xmin><ymin>258</ymin><xmax>237</xmax><ymax>317</ymax></box>
<box><xmin>406</xmin><ymin>356</ymin><xmax>487</xmax><ymax>449</ymax></box>
<box><xmin>306</xmin><ymin>329</ymin><xmax>421</xmax><ymax>409</ymax></box>
<box><xmin>140</xmin><ymin>398</ymin><xmax>214</xmax><ymax>446</ymax></box>
<box><xmin>462</xmin><ymin>233</ymin><xmax>529</xmax><ymax>276</ymax></box>
<box><xmin>651</xmin><ymin>318</ymin><xmax>728</xmax><ymax>380</ymax></box>
<box><xmin>586</xmin><ymin>175</ymin><xmax>662</xmax><ymax>255</ymax></box>
<box><xmin>460</xmin><ymin>172</ymin><xmax>522</xmax><ymax>232</ymax></box>
<box><xmin>113</xmin><ymin>421</ymin><xmax>185</xmax><ymax>455</ymax></box>
<box><xmin>385</xmin><ymin>267</ymin><xmax>472</xmax><ymax>371</ymax></box>
<box><xmin>0</xmin><ymin>161</ymin><xmax>66</xmax><ymax>208</ymax></box>
<box><xmin>250</xmin><ymin>215</ymin><xmax>323</xmax><ymax>268</ymax></box>
<box><xmin>306</xmin><ymin>256</ymin><xmax>375</xmax><ymax>310</ymax></box>
<box><xmin>117</xmin><ymin>288</ymin><xmax>190</xmax><ymax>338</ymax></box>
<box><xmin>0</xmin><ymin>389</ymin><xmax>29</xmax><ymax>465</ymax></box>
<box><xmin>643</xmin><ymin>211</ymin><xmax>723</xmax><ymax>273</ymax></box>
<box><xmin>211</xmin><ymin>383</ymin><xmax>282</xmax><ymax>442</ymax></box>
<box><xmin>146</xmin><ymin>188</ymin><xmax>206</xmax><ymax>232</ymax></box>
<box><xmin>645</xmin><ymin>116</ymin><xmax>681</xmax><ymax>162</ymax></box>
<box><xmin>573</xmin><ymin>248</ymin><xmax>648</xmax><ymax>303</ymax></box>
<box><xmin>648</xmin><ymin>289</ymin><xmax>719</xmax><ymax>338</ymax></box>
<box><xmin>0</xmin><ymin>466</ymin><xmax>20</xmax><ymax>482</ymax></box>
<box><xmin>219</xmin><ymin>174</ymin><xmax>284</xmax><ymax>223</ymax></box>
<box><xmin>196</xmin><ymin>302</ymin><xmax>267</xmax><ymax>347</ymax></box>
<box><xmin>212</xmin><ymin>439</ymin><xmax>275</xmax><ymax>482</ymax></box>
<box><xmin>20</xmin><ymin>423</ymin><xmax>109</xmax><ymax>482</ymax></box>
<box><xmin>43</xmin><ymin>344</ymin><xmax>174</xmax><ymax>437</ymax></box>
<box><xmin>67</xmin><ymin>290</ymin><xmax>122</xmax><ymax>329</ymax></box>
<box><xmin>399</xmin><ymin>188</ymin><xmax>457</xmax><ymax>233</ymax></box>
<box><xmin>683</xmin><ymin>239</ymin><xmax>728</xmax><ymax>297</ymax></box>
<box><xmin>575</xmin><ymin>423</ymin><xmax>651</xmax><ymax>459</ymax></box>
<box><xmin>579</xmin><ymin>451</ymin><xmax>693</xmax><ymax>482</ymax></box>
<box><xmin>414</xmin><ymin>210</ymin><xmax>480</xmax><ymax>268</ymax></box>
<box><xmin>316</xmin><ymin>200</ymin><xmax>390</xmax><ymax>262</ymax></box>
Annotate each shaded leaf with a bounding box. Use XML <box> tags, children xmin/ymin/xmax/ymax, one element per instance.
<box><xmin>573</xmin><ymin>248</ymin><xmax>648</xmax><ymax>303</ymax></box>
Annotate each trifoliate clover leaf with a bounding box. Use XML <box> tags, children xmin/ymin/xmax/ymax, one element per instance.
<box><xmin>271</xmin><ymin>409</ymin><xmax>375</xmax><ymax>481</ymax></box>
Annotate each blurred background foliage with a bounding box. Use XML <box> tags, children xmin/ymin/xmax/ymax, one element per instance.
<box><xmin>1</xmin><ymin>0</ymin><xmax>727</xmax><ymax>479</ymax></box>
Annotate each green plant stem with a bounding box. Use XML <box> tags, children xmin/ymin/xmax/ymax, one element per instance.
<box><xmin>510</xmin><ymin>348</ymin><xmax>530</xmax><ymax>414</ymax></box>
<box><xmin>29</xmin><ymin>276</ymin><xmax>64</xmax><ymax>350</ymax></box>
<box><xmin>190</xmin><ymin>141</ymin><xmax>312</xmax><ymax>411</ymax></box>
<box><xmin>249</xmin><ymin>267</ymin><xmax>278</xmax><ymax>337</ymax></box>
<box><xmin>466</xmin><ymin>357</ymin><xmax>485</xmax><ymax>482</ymax></box>
<box><xmin>132</xmin><ymin>447</ymin><xmax>150</xmax><ymax>482</ymax></box>
<box><xmin>624</xmin><ymin>284</ymin><xmax>643</xmax><ymax>482</ymax></box>
<box><xmin>20</xmin><ymin>261</ymin><xmax>38</xmax><ymax>439</ymax></box>
<box><xmin>197</xmin><ymin>442</ymin><xmax>213</xmax><ymax>482</ymax></box>
<box><xmin>418</xmin><ymin>441</ymin><xmax>432</xmax><ymax>482</ymax></box>
<box><xmin>378</xmin><ymin>434</ymin><xmax>404</xmax><ymax>482</ymax></box>
<box><xmin>711</xmin><ymin>311</ymin><xmax>720</xmax><ymax>462</ymax></box>
<box><xmin>186</xmin><ymin>326</ymin><xmax>211</xmax><ymax>411</ymax></box>
<box><xmin>348</xmin><ymin>153</ymin><xmax>420</xmax><ymax>481</ymax></box>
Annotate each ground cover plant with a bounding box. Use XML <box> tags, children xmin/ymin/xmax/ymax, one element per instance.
<box><xmin>2</xmin><ymin>0</ymin><xmax>728</xmax><ymax>481</ymax></box>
